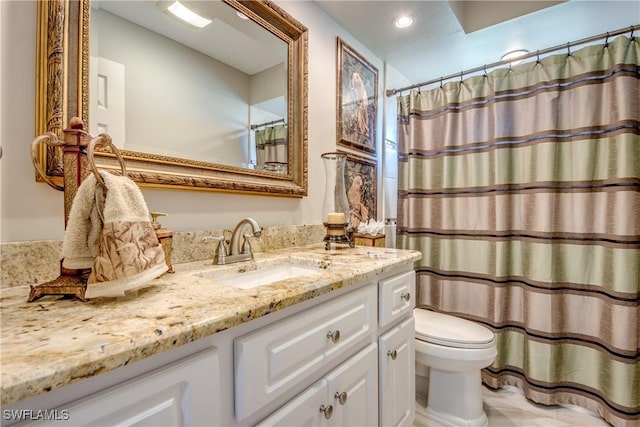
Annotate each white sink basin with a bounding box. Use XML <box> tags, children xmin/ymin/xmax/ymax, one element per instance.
<box><xmin>195</xmin><ymin>264</ymin><xmax>322</xmax><ymax>289</ymax></box>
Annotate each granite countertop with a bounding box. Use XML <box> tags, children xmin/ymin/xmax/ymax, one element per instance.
<box><xmin>0</xmin><ymin>244</ymin><xmax>421</xmax><ymax>407</ymax></box>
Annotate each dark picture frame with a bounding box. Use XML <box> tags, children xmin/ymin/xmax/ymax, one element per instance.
<box><xmin>336</xmin><ymin>38</ymin><xmax>378</xmax><ymax>156</ymax></box>
<box><xmin>339</xmin><ymin>150</ymin><xmax>377</xmax><ymax>229</ymax></box>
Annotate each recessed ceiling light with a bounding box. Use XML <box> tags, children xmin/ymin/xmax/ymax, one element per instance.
<box><xmin>394</xmin><ymin>15</ymin><xmax>414</xmax><ymax>29</ymax></box>
<box><xmin>164</xmin><ymin>1</ymin><xmax>212</xmax><ymax>28</ymax></box>
<box><xmin>236</xmin><ymin>11</ymin><xmax>249</xmax><ymax>20</ymax></box>
<box><xmin>501</xmin><ymin>49</ymin><xmax>529</xmax><ymax>65</ymax></box>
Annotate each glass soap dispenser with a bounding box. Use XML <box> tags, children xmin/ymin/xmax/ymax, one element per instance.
<box><xmin>150</xmin><ymin>212</ymin><xmax>174</xmax><ymax>273</ymax></box>
<box><xmin>321</xmin><ymin>152</ymin><xmax>354</xmax><ymax>249</ymax></box>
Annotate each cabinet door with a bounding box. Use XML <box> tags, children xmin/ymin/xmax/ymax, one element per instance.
<box><xmin>325</xmin><ymin>343</ymin><xmax>378</xmax><ymax>427</ymax></box>
<box><xmin>28</xmin><ymin>349</ymin><xmax>219</xmax><ymax>426</ymax></box>
<box><xmin>255</xmin><ymin>380</ymin><xmax>330</xmax><ymax>427</ymax></box>
<box><xmin>235</xmin><ymin>286</ymin><xmax>376</xmax><ymax>420</ymax></box>
<box><xmin>379</xmin><ymin>317</ymin><xmax>415</xmax><ymax>427</ymax></box>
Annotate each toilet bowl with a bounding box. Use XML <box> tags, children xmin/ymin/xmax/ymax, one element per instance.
<box><xmin>414</xmin><ymin>308</ymin><xmax>497</xmax><ymax>427</ymax></box>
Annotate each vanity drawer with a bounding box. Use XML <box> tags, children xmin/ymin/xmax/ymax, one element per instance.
<box><xmin>19</xmin><ymin>349</ymin><xmax>220</xmax><ymax>426</ymax></box>
<box><xmin>379</xmin><ymin>270</ymin><xmax>415</xmax><ymax>328</ymax></box>
<box><xmin>234</xmin><ymin>285</ymin><xmax>377</xmax><ymax>421</ymax></box>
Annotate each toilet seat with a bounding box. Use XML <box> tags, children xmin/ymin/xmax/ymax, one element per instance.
<box><xmin>414</xmin><ymin>309</ymin><xmax>494</xmax><ymax>349</ymax></box>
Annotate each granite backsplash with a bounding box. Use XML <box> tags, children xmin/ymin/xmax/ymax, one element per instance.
<box><xmin>0</xmin><ymin>224</ymin><xmax>325</xmax><ymax>289</ymax></box>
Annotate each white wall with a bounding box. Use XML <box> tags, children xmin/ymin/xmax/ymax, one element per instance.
<box><xmin>0</xmin><ymin>0</ymin><xmax>384</xmax><ymax>243</ymax></box>
<box><xmin>1</xmin><ymin>1</ymin><xmax>63</xmax><ymax>243</ymax></box>
<box><xmin>381</xmin><ymin>64</ymin><xmax>410</xmax><ymax>222</ymax></box>
<box><xmin>251</xmin><ymin>64</ymin><xmax>286</xmax><ymax>107</ymax></box>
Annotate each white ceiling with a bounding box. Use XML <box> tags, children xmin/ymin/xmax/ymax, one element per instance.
<box><xmin>313</xmin><ymin>0</ymin><xmax>640</xmax><ymax>90</ymax></box>
<box><xmin>93</xmin><ymin>0</ymin><xmax>287</xmax><ymax>75</ymax></box>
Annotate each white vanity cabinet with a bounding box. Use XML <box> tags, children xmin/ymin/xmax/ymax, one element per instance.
<box><xmin>379</xmin><ymin>271</ymin><xmax>415</xmax><ymax>328</ymax></box>
<box><xmin>5</xmin><ymin>264</ymin><xmax>417</xmax><ymax>427</ymax></box>
<box><xmin>234</xmin><ymin>285</ymin><xmax>377</xmax><ymax>421</ymax></box>
<box><xmin>378</xmin><ymin>270</ymin><xmax>416</xmax><ymax>427</ymax></box>
<box><xmin>255</xmin><ymin>377</ymin><xmax>328</xmax><ymax>426</ymax></box>
<box><xmin>254</xmin><ymin>269</ymin><xmax>417</xmax><ymax>427</ymax></box>
<box><xmin>379</xmin><ymin>317</ymin><xmax>415</xmax><ymax>427</ymax></box>
<box><xmin>326</xmin><ymin>343</ymin><xmax>378</xmax><ymax>426</ymax></box>
<box><xmin>256</xmin><ymin>343</ymin><xmax>378</xmax><ymax>426</ymax></box>
<box><xmin>18</xmin><ymin>349</ymin><xmax>220</xmax><ymax>426</ymax></box>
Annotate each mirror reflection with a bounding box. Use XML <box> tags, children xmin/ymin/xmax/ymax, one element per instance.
<box><xmin>90</xmin><ymin>0</ymin><xmax>288</xmax><ymax>172</ymax></box>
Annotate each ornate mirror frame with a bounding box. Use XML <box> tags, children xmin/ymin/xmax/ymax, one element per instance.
<box><xmin>35</xmin><ymin>0</ymin><xmax>308</xmax><ymax>197</ymax></box>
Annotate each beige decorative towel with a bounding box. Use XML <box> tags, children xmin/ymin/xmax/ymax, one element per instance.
<box><xmin>62</xmin><ymin>172</ymin><xmax>168</xmax><ymax>298</ymax></box>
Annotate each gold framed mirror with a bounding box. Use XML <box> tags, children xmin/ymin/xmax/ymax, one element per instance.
<box><xmin>35</xmin><ymin>0</ymin><xmax>308</xmax><ymax>197</ymax></box>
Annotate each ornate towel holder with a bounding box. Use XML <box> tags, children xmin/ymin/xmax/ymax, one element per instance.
<box><xmin>28</xmin><ymin>118</ymin><xmax>126</xmax><ymax>302</ymax></box>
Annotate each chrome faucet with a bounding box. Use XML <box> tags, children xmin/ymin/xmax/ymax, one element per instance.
<box><xmin>229</xmin><ymin>218</ymin><xmax>262</xmax><ymax>257</ymax></box>
<box><xmin>203</xmin><ymin>218</ymin><xmax>262</xmax><ymax>265</ymax></box>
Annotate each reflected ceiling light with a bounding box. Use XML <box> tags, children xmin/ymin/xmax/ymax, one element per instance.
<box><xmin>236</xmin><ymin>11</ymin><xmax>250</xmax><ymax>20</ymax></box>
<box><xmin>394</xmin><ymin>14</ymin><xmax>414</xmax><ymax>29</ymax></box>
<box><xmin>164</xmin><ymin>1</ymin><xmax>212</xmax><ymax>28</ymax></box>
<box><xmin>501</xmin><ymin>49</ymin><xmax>529</xmax><ymax>65</ymax></box>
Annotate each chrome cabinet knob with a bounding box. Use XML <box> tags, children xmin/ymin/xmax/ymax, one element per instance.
<box><xmin>401</xmin><ymin>292</ymin><xmax>411</xmax><ymax>302</ymax></box>
<box><xmin>335</xmin><ymin>391</ymin><xmax>348</xmax><ymax>405</ymax></box>
<box><xmin>319</xmin><ymin>404</ymin><xmax>333</xmax><ymax>420</ymax></box>
<box><xmin>327</xmin><ymin>330</ymin><xmax>341</xmax><ymax>343</ymax></box>
<box><xmin>387</xmin><ymin>349</ymin><xmax>398</xmax><ymax>360</ymax></box>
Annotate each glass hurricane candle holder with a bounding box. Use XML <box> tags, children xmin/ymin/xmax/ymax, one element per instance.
<box><xmin>321</xmin><ymin>152</ymin><xmax>354</xmax><ymax>249</ymax></box>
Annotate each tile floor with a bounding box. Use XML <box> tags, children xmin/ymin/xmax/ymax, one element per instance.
<box><xmin>413</xmin><ymin>385</ymin><xmax>610</xmax><ymax>427</ymax></box>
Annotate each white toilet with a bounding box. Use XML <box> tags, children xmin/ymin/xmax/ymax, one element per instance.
<box><xmin>414</xmin><ymin>308</ymin><xmax>497</xmax><ymax>427</ymax></box>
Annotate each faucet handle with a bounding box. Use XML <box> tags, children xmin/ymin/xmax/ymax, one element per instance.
<box><xmin>202</xmin><ymin>236</ymin><xmax>228</xmax><ymax>258</ymax></box>
<box><xmin>241</xmin><ymin>233</ymin><xmax>255</xmax><ymax>254</ymax></box>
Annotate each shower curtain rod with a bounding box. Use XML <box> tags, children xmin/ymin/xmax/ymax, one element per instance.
<box><xmin>250</xmin><ymin>118</ymin><xmax>286</xmax><ymax>130</ymax></box>
<box><xmin>385</xmin><ymin>24</ymin><xmax>639</xmax><ymax>97</ymax></box>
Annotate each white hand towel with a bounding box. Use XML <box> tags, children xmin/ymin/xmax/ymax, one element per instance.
<box><xmin>61</xmin><ymin>173</ymin><xmax>103</xmax><ymax>270</ymax></box>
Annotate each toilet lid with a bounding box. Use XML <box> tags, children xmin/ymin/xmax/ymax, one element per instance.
<box><xmin>414</xmin><ymin>309</ymin><xmax>495</xmax><ymax>349</ymax></box>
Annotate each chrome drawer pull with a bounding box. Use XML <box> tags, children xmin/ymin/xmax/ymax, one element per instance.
<box><xmin>401</xmin><ymin>292</ymin><xmax>411</xmax><ymax>302</ymax></box>
<box><xmin>387</xmin><ymin>349</ymin><xmax>398</xmax><ymax>360</ymax></box>
<box><xmin>319</xmin><ymin>404</ymin><xmax>333</xmax><ymax>420</ymax></box>
<box><xmin>335</xmin><ymin>391</ymin><xmax>348</xmax><ymax>405</ymax></box>
<box><xmin>327</xmin><ymin>330</ymin><xmax>341</xmax><ymax>343</ymax></box>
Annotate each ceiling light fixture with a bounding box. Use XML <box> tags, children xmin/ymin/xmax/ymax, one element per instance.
<box><xmin>164</xmin><ymin>1</ymin><xmax>212</xmax><ymax>28</ymax></box>
<box><xmin>394</xmin><ymin>14</ymin><xmax>414</xmax><ymax>29</ymax></box>
<box><xmin>501</xmin><ymin>49</ymin><xmax>529</xmax><ymax>65</ymax></box>
<box><xmin>236</xmin><ymin>11</ymin><xmax>250</xmax><ymax>20</ymax></box>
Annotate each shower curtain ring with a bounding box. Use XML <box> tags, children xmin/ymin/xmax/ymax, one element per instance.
<box><xmin>440</xmin><ymin>77</ymin><xmax>444</xmax><ymax>89</ymax></box>
<box><xmin>566</xmin><ymin>42</ymin><xmax>571</xmax><ymax>56</ymax></box>
<box><xmin>483</xmin><ymin>65</ymin><xmax>488</xmax><ymax>78</ymax></box>
<box><xmin>459</xmin><ymin>71</ymin><xmax>464</xmax><ymax>82</ymax></box>
<box><xmin>604</xmin><ymin>32</ymin><xmax>610</xmax><ymax>48</ymax></box>
<box><xmin>536</xmin><ymin>50</ymin><xmax>541</xmax><ymax>64</ymax></box>
<box><xmin>630</xmin><ymin>26</ymin><xmax>635</xmax><ymax>41</ymax></box>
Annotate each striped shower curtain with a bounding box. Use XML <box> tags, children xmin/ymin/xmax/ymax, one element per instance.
<box><xmin>397</xmin><ymin>36</ymin><xmax>639</xmax><ymax>427</ymax></box>
<box><xmin>255</xmin><ymin>124</ymin><xmax>288</xmax><ymax>172</ymax></box>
